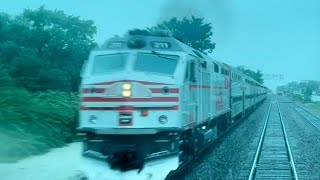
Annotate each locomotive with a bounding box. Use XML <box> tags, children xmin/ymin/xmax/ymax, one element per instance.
<box><xmin>78</xmin><ymin>30</ymin><xmax>268</xmax><ymax>179</ymax></box>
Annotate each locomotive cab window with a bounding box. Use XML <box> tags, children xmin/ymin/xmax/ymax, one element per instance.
<box><xmin>134</xmin><ymin>53</ymin><xmax>179</xmax><ymax>75</ymax></box>
<box><xmin>91</xmin><ymin>53</ymin><xmax>129</xmax><ymax>75</ymax></box>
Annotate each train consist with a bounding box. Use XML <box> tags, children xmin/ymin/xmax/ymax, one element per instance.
<box><xmin>78</xmin><ymin>31</ymin><xmax>268</xmax><ymax>179</ymax></box>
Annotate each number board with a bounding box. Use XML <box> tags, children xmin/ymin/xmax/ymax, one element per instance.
<box><xmin>151</xmin><ymin>41</ymin><xmax>171</xmax><ymax>49</ymax></box>
<box><xmin>107</xmin><ymin>41</ymin><xmax>124</xmax><ymax>49</ymax></box>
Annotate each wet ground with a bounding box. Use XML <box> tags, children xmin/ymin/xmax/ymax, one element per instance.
<box><xmin>0</xmin><ymin>143</ymin><xmax>82</xmax><ymax>180</ymax></box>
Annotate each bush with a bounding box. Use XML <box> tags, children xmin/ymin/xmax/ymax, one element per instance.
<box><xmin>290</xmin><ymin>94</ymin><xmax>304</xmax><ymax>102</ymax></box>
<box><xmin>0</xmin><ymin>88</ymin><xmax>79</xmax><ymax>162</ymax></box>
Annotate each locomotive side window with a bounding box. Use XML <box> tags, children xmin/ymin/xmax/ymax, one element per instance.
<box><xmin>91</xmin><ymin>53</ymin><xmax>129</xmax><ymax>75</ymax></box>
<box><xmin>134</xmin><ymin>53</ymin><xmax>179</xmax><ymax>75</ymax></box>
<box><xmin>185</xmin><ymin>63</ymin><xmax>189</xmax><ymax>80</ymax></box>
<box><xmin>190</xmin><ymin>61</ymin><xmax>196</xmax><ymax>82</ymax></box>
<box><xmin>201</xmin><ymin>60</ymin><xmax>207</xmax><ymax>69</ymax></box>
<box><xmin>214</xmin><ymin>63</ymin><xmax>219</xmax><ymax>73</ymax></box>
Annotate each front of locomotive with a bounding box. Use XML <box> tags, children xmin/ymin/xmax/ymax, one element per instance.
<box><xmin>78</xmin><ymin>34</ymin><xmax>186</xmax><ymax>172</ymax></box>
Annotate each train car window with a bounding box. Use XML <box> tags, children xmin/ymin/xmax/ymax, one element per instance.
<box><xmin>225</xmin><ymin>70</ymin><xmax>230</xmax><ymax>76</ymax></box>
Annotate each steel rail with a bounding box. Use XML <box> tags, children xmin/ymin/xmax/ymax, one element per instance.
<box><xmin>166</xmin><ymin>100</ymin><xmax>269</xmax><ymax>180</ymax></box>
<box><xmin>277</xmin><ymin>102</ymin><xmax>299</xmax><ymax>180</ymax></box>
<box><xmin>248</xmin><ymin>103</ymin><xmax>271</xmax><ymax>180</ymax></box>
<box><xmin>248</xmin><ymin>102</ymin><xmax>298</xmax><ymax>180</ymax></box>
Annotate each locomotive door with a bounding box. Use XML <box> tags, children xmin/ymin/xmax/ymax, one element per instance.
<box><xmin>188</xmin><ymin>60</ymin><xmax>200</xmax><ymax>126</ymax></box>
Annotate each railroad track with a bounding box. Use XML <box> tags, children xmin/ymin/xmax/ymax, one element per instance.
<box><xmin>291</xmin><ymin>103</ymin><xmax>320</xmax><ymax>132</ymax></box>
<box><xmin>166</xmin><ymin>101</ymin><xmax>269</xmax><ymax>180</ymax></box>
<box><xmin>248</xmin><ymin>101</ymin><xmax>298</xmax><ymax>179</ymax></box>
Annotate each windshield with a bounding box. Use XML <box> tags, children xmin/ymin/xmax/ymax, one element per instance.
<box><xmin>134</xmin><ymin>53</ymin><xmax>179</xmax><ymax>75</ymax></box>
<box><xmin>91</xmin><ymin>53</ymin><xmax>128</xmax><ymax>75</ymax></box>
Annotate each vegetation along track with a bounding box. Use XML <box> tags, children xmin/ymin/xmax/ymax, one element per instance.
<box><xmin>248</xmin><ymin>101</ymin><xmax>298</xmax><ymax>179</ymax></box>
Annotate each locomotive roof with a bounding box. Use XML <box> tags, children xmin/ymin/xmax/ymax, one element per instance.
<box><xmin>100</xmin><ymin>35</ymin><xmax>228</xmax><ymax>68</ymax></box>
<box><xmin>98</xmin><ymin>34</ymin><xmax>266</xmax><ymax>88</ymax></box>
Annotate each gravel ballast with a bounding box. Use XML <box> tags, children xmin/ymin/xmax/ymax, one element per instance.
<box><xmin>169</xmin><ymin>100</ymin><xmax>270</xmax><ymax>180</ymax></box>
<box><xmin>279</xmin><ymin>102</ymin><xmax>320</xmax><ymax>179</ymax></box>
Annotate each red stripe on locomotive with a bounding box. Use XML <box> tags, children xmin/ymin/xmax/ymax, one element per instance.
<box><xmin>81</xmin><ymin>105</ymin><xmax>179</xmax><ymax>111</ymax></box>
<box><xmin>82</xmin><ymin>97</ymin><xmax>179</xmax><ymax>102</ymax></box>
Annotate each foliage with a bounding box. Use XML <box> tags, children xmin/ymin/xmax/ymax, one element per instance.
<box><xmin>0</xmin><ymin>89</ymin><xmax>79</xmax><ymax>162</ymax></box>
<box><xmin>237</xmin><ymin>66</ymin><xmax>264</xmax><ymax>84</ymax></box>
<box><xmin>0</xmin><ymin>62</ymin><xmax>14</xmax><ymax>87</ymax></box>
<box><xmin>0</xmin><ymin>6</ymin><xmax>97</xmax><ymax>92</ymax></box>
<box><xmin>306</xmin><ymin>102</ymin><xmax>320</xmax><ymax>114</ymax></box>
<box><xmin>280</xmin><ymin>80</ymin><xmax>320</xmax><ymax>102</ymax></box>
<box><xmin>150</xmin><ymin>16</ymin><xmax>215</xmax><ymax>53</ymax></box>
<box><xmin>290</xmin><ymin>94</ymin><xmax>304</xmax><ymax>102</ymax></box>
<box><xmin>124</xmin><ymin>16</ymin><xmax>215</xmax><ymax>54</ymax></box>
<box><xmin>0</xmin><ymin>7</ymin><xmax>88</xmax><ymax>162</ymax></box>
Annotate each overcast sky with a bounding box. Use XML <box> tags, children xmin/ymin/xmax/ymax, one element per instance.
<box><xmin>1</xmin><ymin>0</ymin><xmax>320</xmax><ymax>90</ymax></box>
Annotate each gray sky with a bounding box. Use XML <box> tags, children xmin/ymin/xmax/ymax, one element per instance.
<box><xmin>1</xmin><ymin>0</ymin><xmax>320</xmax><ymax>90</ymax></box>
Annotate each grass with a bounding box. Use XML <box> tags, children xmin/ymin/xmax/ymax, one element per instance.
<box><xmin>0</xmin><ymin>88</ymin><xmax>79</xmax><ymax>163</ymax></box>
<box><xmin>290</xmin><ymin>93</ymin><xmax>320</xmax><ymax>115</ymax></box>
<box><xmin>305</xmin><ymin>102</ymin><xmax>320</xmax><ymax>115</ymax></box>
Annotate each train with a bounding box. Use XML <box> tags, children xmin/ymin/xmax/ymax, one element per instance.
<box><xmin>77</xmin><ymin>30</ymin><xmax>268</xmax><ymax>179</ymax></box>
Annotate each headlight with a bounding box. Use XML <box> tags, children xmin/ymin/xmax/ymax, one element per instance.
<box><xmin>159</xmin><ymin>115</ymin><xmax>168</xmax><ymax>124</ymax></box>
<box><xmin>122</xmin><ymin>90</ymin><xmax>131</xmax><ymax>97</ymax></box>
<box><xmin>122</xmin><ymin>83</ymin><xmax>131</xmax><ymax>90</ymax></box>
<box><xmin>89</xmin><ymin>115</ymin><xmax>97</xmax><ymax>124</ymax></box>
<box><xmin>122</xmin><ymin>83</ymin><xmax>132</xmax><ymax>97</ymax></box>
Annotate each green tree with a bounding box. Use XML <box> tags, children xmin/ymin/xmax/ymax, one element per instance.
<box><xmin>151</xmin><ymin>16</ymin><xmax>215</xmax><ymax>53</ymax></box>
<box><xmin>123</xmin><ymin>16</ymin><xmax>215</xmax><ymax>53</ymax></box>
<box><xmin>0</xmin><ymin>7</ymin><xmax>92</xmax><ymax>162</ymax></box>
<box><xmin>0</xmin><ymin>7</ymin><xmax>97</xmax><ymax>91</ymax></box>
<box><xmin>0</xmin><ymin>62</ymin><xmax>13</xmax><ymax>87</ymax></box>
<box><xmin>237</xmin><ymin>66</ymin><xmax>264</xmax><ymax>84</ymax></box>
<box><xmin>299</xmin><ymin>81</ymin><xmax>319</xmax><ymax>102</ymax></box>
